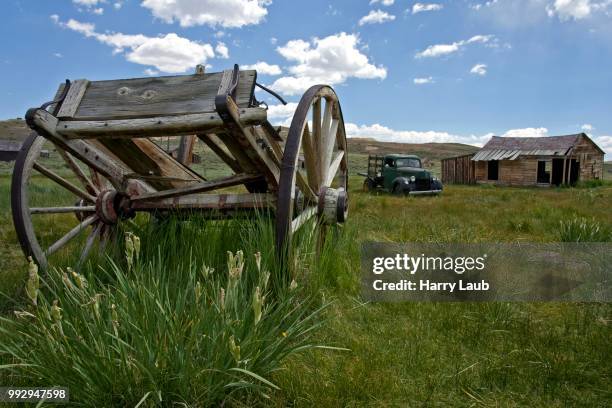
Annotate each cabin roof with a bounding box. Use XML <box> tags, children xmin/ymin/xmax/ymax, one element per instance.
<box><xmin>472</xmin><ymin>133</ymin><xmax>604</xmax><ymax>161</ymax></box>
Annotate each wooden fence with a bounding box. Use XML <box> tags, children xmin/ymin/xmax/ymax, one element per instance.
<box><xmin>441</xmin><ymin>153</ymin><xmax>475</xmax><ymax>184</ymax></box>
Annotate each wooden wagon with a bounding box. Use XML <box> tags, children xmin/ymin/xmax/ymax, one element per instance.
<box><xmin>12</xmin><ymin>65</ymin><xmax>349</xmax><ymax>268</ymax></box>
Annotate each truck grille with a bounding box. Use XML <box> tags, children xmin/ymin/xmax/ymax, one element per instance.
<box><xmin>415</xmin><ymin>179</ymin><xmax>431</xmax><ymax>191</ymax></box>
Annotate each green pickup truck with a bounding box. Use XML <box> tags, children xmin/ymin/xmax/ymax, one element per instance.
<box><xmin>359</xmin><ymin>154</ymin><xmax>443</xmax><ymax>195</ymax></box>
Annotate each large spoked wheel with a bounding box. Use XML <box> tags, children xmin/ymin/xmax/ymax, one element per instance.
<box><xmin>12</xmin><ymin>133</ymin><xmax>119</xmax><ymax>269</ymax></box>
<box><xmin>275</xmin><ymin>85</ymin><xmax>349</xmax><ymax>256</ymax></box>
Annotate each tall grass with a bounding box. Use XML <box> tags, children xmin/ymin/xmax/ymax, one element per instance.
<box><xmin>0</xmin><ymin>215</ymin><xmax>333</xmax><ymax>406</ymax></box>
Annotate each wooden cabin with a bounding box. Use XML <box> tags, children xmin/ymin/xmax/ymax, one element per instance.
<box><xmin>472</xmin><ymin>133</ymin><xmax>604</xmax><ymax>186</ymax></box>
<box><xmin>441</xmin><ymin>153</ymin><xmax>476</xmax><ymax>184</ymax></box>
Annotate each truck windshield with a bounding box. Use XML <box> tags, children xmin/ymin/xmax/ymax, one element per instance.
<box><xmin>395</xmin><ymin>158</ymin><xmax>421</xmax><ymax>168</ymax></box>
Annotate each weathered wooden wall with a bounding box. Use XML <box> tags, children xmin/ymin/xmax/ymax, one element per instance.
<box><xmin>441</xmin><ymin>154</ymin><xmax>475</xmax><ymax>184</ymax></box>
<box><xmin>475</xmin><ymin>158</ymin><xmax>538</xmax><ymax>186</ymax></box>
<box><xmin>572</xmin><ymin>134</ymin><xmax>604</xmax><ymax>181</ymax></box>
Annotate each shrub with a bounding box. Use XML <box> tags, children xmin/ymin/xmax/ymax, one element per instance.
<box><xmin>558</xmin><ymin>217</ymin><xmax>611</xmax><ymax>242</ymax></box>
<box><xmin>0</xmin><ymin>219</ymin><xmax>329</xmax><ymax>406</ymax></box>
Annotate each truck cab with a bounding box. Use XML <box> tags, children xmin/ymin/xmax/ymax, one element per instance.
<box><xmin>361</xmin><ymin>154</ymin><xmax>443</xmax><ymax>195</ymax></box>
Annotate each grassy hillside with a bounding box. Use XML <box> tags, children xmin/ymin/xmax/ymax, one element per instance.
<box><xmin>0</xmin><ymin>118</ymin><xmax>31</xmax><ymax>141</ymax></box>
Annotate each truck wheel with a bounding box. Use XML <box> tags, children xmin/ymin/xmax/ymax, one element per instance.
<box><xmin>363</xmin><ymin>178</ymin><xmax>375</xmax><ymax>192</ymax></box>
<box><xmin>392</xmin><ymin>183</ymin><xmax>407</xmax><ymax>196</ymax></box>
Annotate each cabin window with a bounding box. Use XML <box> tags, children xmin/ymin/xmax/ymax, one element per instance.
<box><xmin>487</xmin><ymin>160</ymin><xmax>499</xmax><ymax>181</ymax></box>
<box><xmin>537</xmin><ymin>161</ymin><xmax>550</xmax><ymax>183</ymax></box>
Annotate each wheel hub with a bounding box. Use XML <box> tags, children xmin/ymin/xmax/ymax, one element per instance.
<box><xmin>95</xmin><ymin>190</ymin><xmax>133</xmax><ymax>224</ymax></box>
<box><xmin>318</xmin><ymin>187</ymin><xmax>348</xmax><ymax>224</ymax></box>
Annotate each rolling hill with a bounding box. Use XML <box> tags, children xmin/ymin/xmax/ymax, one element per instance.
<box><xmin>0</xmin><ymin>118</ymin><xmax>479</xmax><ymax>163</ymax></box>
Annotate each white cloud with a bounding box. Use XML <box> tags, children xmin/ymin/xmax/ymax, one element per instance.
<box><xmin>215</xmin><ymin>42</ymin><xmax>229</xmax><ymax>59</ymax></box>
<box><xmin>114</xmin><ymin>2</ymin><xmax>123</xmax><ymax>10</ymax></box>
<box><xmin>592</xmin><ymin>135</ymin><xmax>611</xmax><ymax>157</ymax></box>
<box><xmin>93</xmin><ymin>7</ymin><xmax>104</xmax><ymax>15</ymax></box>
<box><xmin>141</xmin><ymin>0</ymin><xmax>271</xmax><ymax>28</ymax></box>
<box><xmin>344</xmin><ymin>123</ymin><xmax>490</xmax><ymax>146</ymax></box>
<box><xmin>55</xmin><ymin>17</ymin><xmax>215</xmax><ymax>73</ymax></box>
<box><xmin>266</xmin><ymin>102</ymin><xmax>298</xmax><ymax>126</ymax></box>
<box><xmin>270</xmin><ymin>32</ymin><xmax>387</xmax><ymax>95</ymax></box>
<box><xmin>359</xmin><ymin>10</ymin><xmax>396</xmax><ymax>25</ymax></box>
<box><xmin>53</xmin><ymin>52</ymin><xmax>63</xmax><ymax>58</ymax></box>
<box><xmin>370</xmin><ymin>0</ymin><xmax>395</xmax><ymax>5</ymax></box>
<box><xmin>581</xmin><ymin>123</ymin><xmax>594</xmax><ymax>132</ymax></box>
<box><xmin>413</xmin><ymin>77</ymin><xmax>434</xmax><ymax>84</ymax></box>
<box><xmin>501</xmin><ymin>127</ymin><xmax>549</xmax><ymax>138</ymax></box>
<box><xmin>415</xmin><ymin>34</ymin><xmax>494</xmax><ymax>58</ymax></box>
<box><xmin>73</xmin><ymin>0</ymin><xmax>102</xmax><ymax>5</ymax></box>
<box><xmin>412</xmin><ymin>3</ymin><xmax>443</xmax><ymax>14</ymax></box>
<box><xmin>144</xmin><ymin>68</ymin><xmax>159</xmax><ymax>76</ymax></box>
<box><xmin>242</xmin><ymin>61</ymin><xmax>282</xmax><ymax>75</ymax></box>
<box><xmin>50</xmin><ymin>14</ymin><xmax>59</xmax><ymax>24</ymax></box>
<box><xmin>270</xmin><ymin>37</ymin><xmax>277</xmax><ymax>45</ymax></box>
<box><xmin>470</xmin><ymin>63</ymin><xmax>487</xmax><ymax>75</ymax></box>
<box><xmin>262</xmin><ymin>109</ymin><xmax>611</xmax><ymax>157</ymax></box>
<box><xmin>547</xmin><ymin>0</ymin><xmax>592</xmax><ymax>19</ymax></box>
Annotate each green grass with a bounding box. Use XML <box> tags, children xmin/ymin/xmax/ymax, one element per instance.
<box><xmin>0</xmin><ymin>172</ymin><xmax>611</xmax><ymax>405</ymax></box>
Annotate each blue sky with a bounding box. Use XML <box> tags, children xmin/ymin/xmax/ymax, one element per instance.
<box><xmin>1</xmin><ymin>0</ymin><xmax>611</xmax><ymax>155</ymax></box>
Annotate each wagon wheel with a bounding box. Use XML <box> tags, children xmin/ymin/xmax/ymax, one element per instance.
<box><xmin>276</xmin><ymin>85</ymin><xmax>349</xmax><ymax>256</ymax></box>
<box><xmin>11</xmin><ymin>133</ymin><xmax>117</xmax><ymax>269</ymax></box>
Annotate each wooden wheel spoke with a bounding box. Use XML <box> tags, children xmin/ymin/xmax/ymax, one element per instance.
<box><xmin>295</xmin><ymin>171</ymin><xmax>317</xmax><ymax>201</ymax></box>
<box><xmin>321</xmin><ymin>118</ymin><xmax>339</xmax><ymax>185</ymax></box>
<box><xmin>33</xmin><ymin>162</ymin><xmax>96</xmax><ymax>203</ymax></box>
<box><xmin>78</xmin><ymin>222</ymin><xmax>103</xmax><ymax>265</ymax></box>
<box><xmin>57</xmin><ymin>149</ymin><xmax>99</xmax><ymax>195</ymax></box>
<box><xmin>30</xmin><ymin>205</ymin><xmax>96</xmax><ymax>214</ymax></box>
<box><xmin>46</xmin><ymin>215</ymin><xmax>98</xmax><ymax>256</ymax></box>
<box><xmin>312</xmin><ymin>99</ymin><xmax>322</xmax><ymax>155</ymax></box>
<box><xmin>301</xmin><ymin>124</ymin><xmax>320</xmax><ymax>191</ymax></box>
<box><xmin>291</xmin><ymin>206</ymin><xmax>317</xmax><ymax>233</ymax></box>
<box><xmin>325</xmin><ymin>150</ymin><xmax>345</xmax><ymax>187</ymax></box>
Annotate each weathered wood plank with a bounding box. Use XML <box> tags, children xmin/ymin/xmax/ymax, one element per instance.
<box><xmin>56</xmin><ymin>108</ymin><xmax>267</xmax><ymax>139</ymax></box>
<box><xmin>132</xmin><ymin>193</ymin><xmax>275</xmax><ymax>210</ymax></box>
<box><xmin>98</xmin><ymin>138</ymin><xmax>202</xmax><ymax>190</ymax></box>
<box><xmin>57</xmin><ymin>79</ymin><xmax>90</xmax><ymax>118</ymax></box>
<box><xmin>131</xmin><ymin>173</ymin><xmax>263</xmax><ymax>202</ymax></box>
<box><xmin>26</xmin><ymin>109</ymin><xmax>127</xmax><ymax>188</ymax></box>
<box><xmin>197</xmin><ymin>133</ymin><xmax>243</xmax><ymax>173</ymax></box>
<box><xmin>71</xmin><ymin>71</ymin><xmax>256</xmax><ymax>120</ymax></box>
<box><xmin>177</xmin><ymin>135</ymin><xmax>196</xmax><ymax>165</ymax></box>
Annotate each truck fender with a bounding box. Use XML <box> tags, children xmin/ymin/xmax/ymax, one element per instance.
<box><xmin>392</xmin><ymin>177</ymin><xmax>411</xmax><ymax>192</ymax></box>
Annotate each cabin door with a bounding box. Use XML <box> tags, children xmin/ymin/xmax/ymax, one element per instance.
<box><xmin>569</xmin><ymin>159</ymin><xmax>580</xmax><ymax>185</ymax></box>
<box><xmin>551</xmin><ymin>159</ymin><xmax>564</xmax><ymax>186</ymax></box>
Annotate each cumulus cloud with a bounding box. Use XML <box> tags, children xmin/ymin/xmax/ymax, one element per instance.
<box><xmin>501</xmin><ymin>127</ymin><xmax>549</xmax><ymax>138</ymax></box>
<box><xmin>547</xmin><ymin>0</ymin><xmax>593</xmax><ymax>20</ymax></box>
<box><xmin>470</xmin><ymin>63</ymin><xmax>488</xmax><ymax>75</ymax></box>
<box><xmin>242</xmin><ymin>61</ymin><xmax>282</xmax><ymax>75</ymax></box>
<box><xmin>581</xmin><ymin>123</ymin><xmax>594</xmax><ymax>132</ymax></box>
<box><xmin>269</xmin><ymin>32</ymin><xmax>387</xmax><ymax>95</ymax></box>
<box><xmin>592</xmin><ymin>135</ymin><xmax>611</xmax><ymax>157</ymax></box>
<box><xmin>54</xmin><ymin>17</ymin><xmax>215</xmax><ymax>73</ymax></box>
<box><xmin>141</xmin><ymin>0</ymin><xmax>271</xmax><ymax>28</ymax></box>
<box><xmin>412</xmin><ymin>3</ymin><xmax>444</xmax><ymax>14</ymax></box>
<box><xmin>370</xmin><ymin>0</ymin><xmax>395</xmax><ymax>5</ymax></box>
<box><xmin>415</xmin><ymin>34</ymin><xmax>494</xmax><ymax>58</ymax></box>
<box><xmin>413</xmin><ymin>77</ymin><xmax>434</xmax><ymax>84</ymax></box>
<box><xmin>359</xmin><ymin>10</ymin><xmax>396</xmax><ymax>25</ymax></box>
<box><xmin>215</xmin><ymin>42</ymin><xmax>229</xmax><ymax>59</ymax></box>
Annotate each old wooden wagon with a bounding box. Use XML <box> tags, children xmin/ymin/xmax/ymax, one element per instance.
<box><xmin>12</xmin><ymin>65</ymin><xmax>348</xmax><ymax>267</ymax></box>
